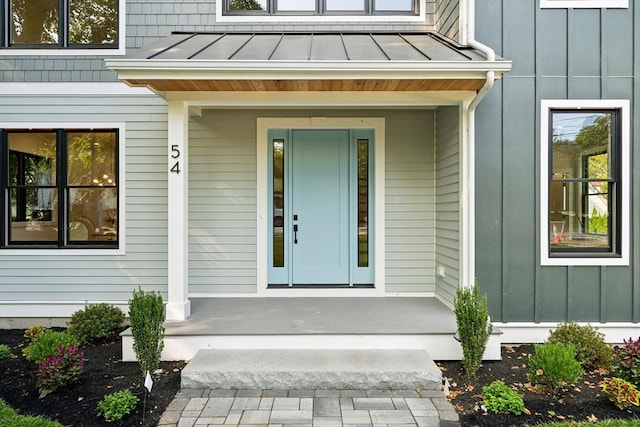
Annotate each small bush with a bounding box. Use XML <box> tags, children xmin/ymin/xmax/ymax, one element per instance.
<box><xmin>129</xmin><ymin>287</ymin><xmax>165</xmax><ymax>375</ymax></box>
<box><xmin>22</xmin><ymin>330</ymin><xmax>79</xmax><ymax>364</ymax></box>
<box><xmin>600</xmin><ymin>377</ymin><xmax>640</xmax><ymax>410</ymax></box>
<box><xmin>613</xmin><ymin>337</ymin><xmax>640</xmax><ymax>387</ymax></box>
<box><xmin>67</xmin><ymin>303</ymin><xmax>125</xmax><ymax>345</ymax></box>
<box><xmin>24</xmin><ymin>325</ymin><xmax>46</xmax><ymax>341</ymax></box>
<box><xmin>528</xmin><ymin>342</ymin><xmax>583</xmax><ymax>395</ymax></box>
<box><xmin>36</xmin><ymin>344</ymin><xmax>85</xmax><ymax>398</ymax></box>
<box><xmin>0</xmin><ymin>344</ymin><xmax>12</xmax><ymax>360</ymax></box>
<box><xmin>96</xmin><ymin>389</ymin><xmax>139</xmax><ymax>422</ymax></box>
<box><xmin>454</xmin><ymin>283</ymin><xmax>492</xmax><ymax>377</ymax></box>
<box><xmin>548</xmin><ymin>322</ymin><xmax>613</xmax><ymax>369</ymax></box>
<box><xmin>482</xmin><ymin>380</ymin><xmax>525</xmax><ymax>415</ymax></box>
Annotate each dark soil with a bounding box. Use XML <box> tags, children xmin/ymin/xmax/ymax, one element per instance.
<box><xmin>2</xmin><ymin>330</ymin><xmax>639</xmax><ymax>427</ymax></box>
<box><xmin>438</xmin><ymin>345</ymin><xmax>640</xmax><ymax>426</ymax></box>
<box><xmin>0</xmin><ymin>328</ymin><xmax>185</xmax><ymax>426</ymax></box>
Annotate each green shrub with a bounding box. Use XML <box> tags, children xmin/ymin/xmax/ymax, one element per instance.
<box><xmin>0</xmin><ymin>398</ymin><xmax>63</xmax><ymax>427</ymax></box>
<box><xmin>22</xmin><ymin>330</ymin><xmax>79</xmax><ymax>364</ymax></box>
<box><xmin>613</xmin><ymin>337</ymin><xmax>640</xmax><ymax>387</ymax></box>
<box><xmin>96</xmin><ymin>389</ymin><xmax>139</xmax><ymax>422</ymax></box>
<box><xmin>0</xmin><ymin>344</ymin><xmax>12</xmax><ymax>360</ymax></box>
<box><xmin>528</xmin><ymin>342</ymin><xmax>583</xmax><ymax>395</ymax></box>
<box><xmin>67</xmin><ymin>303</ymin><xmax>125</xmax><ymax>345</ymax></box>
<box><xmin>482</xmin><ymin>380</ymin><xmax>525</xmax><ymax>415</ymax></box>
<box><xmin>129</xmin><ymin>287</ymin><xmax>165</xmax><ymax>375</ymax></box>
<box><xmin>600</xmin><ymin>377</ymin><xmax>640</xmax><ymax>410</ymax></box>
<box><xmin>548</xmin><ymin>322</ymin><xmax>613</xmax><ymax>369</ymax></box>
<box><xmin>454</xmin><ymin>283</ymin><xmax>492</xmax><ymax>377</ymax></box>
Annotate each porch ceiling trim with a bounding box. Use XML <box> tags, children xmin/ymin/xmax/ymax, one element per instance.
<box><xmin>105</xmin><ymin>32</ymin><xmax>511</xmax><ymax>94</ymax></box>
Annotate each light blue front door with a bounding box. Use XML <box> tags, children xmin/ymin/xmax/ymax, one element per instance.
<box><xmin>268</xmin><ymin>128</ymin><xmax>374</xmax><ymax>287</ymax></box>
<box><xmin>291</xmin><ymin>130</ymin><xmax>350</xmax><ymax>284</ymax></box>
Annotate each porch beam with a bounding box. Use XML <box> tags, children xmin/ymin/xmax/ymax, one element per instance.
<box><xmin>166</xmin><ymin>100</ymin><xmax>191</xmax><ymax>320</ymax></box>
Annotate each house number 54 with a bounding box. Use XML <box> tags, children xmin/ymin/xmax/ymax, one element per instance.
<box><xmin>170</xmin><ymin>145</ymin><xmax>181</xmax><ymax>174</ymax></box>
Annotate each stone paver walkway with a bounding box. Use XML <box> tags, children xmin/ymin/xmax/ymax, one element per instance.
<box><xmin>158</xmin><ymin>389</ymin><xmax>461</xmax><ymax>427</ymax></box>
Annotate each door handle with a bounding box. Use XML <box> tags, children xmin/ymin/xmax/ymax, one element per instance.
<box><xmin>293</xmin><ymin>224</ymin><xmax>298</xmax><ymax>244</ymax></box>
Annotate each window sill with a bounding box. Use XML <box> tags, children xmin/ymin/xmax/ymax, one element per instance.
<box><xmin>540</xmin><ymin>0</ymin><xmax>628</xmax><ymax>8</ymax></box>
<box><xmin>0</xmin><ymin>248</ymin><xmax>124</xmax><ymax>256</ymax></box>
<box><xmin>0</xmin><ymin>47</ymin><xmax>125</xmax><ymax>56</ymax></box>
<box><xmin>541</xmin><ymin>254</ymin><xmax>628</xmax><ymax>267</ymax></box>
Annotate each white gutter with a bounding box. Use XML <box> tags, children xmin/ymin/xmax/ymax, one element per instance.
<box><xmin>460</xmin><ymin>0</ymin><xmax>498</xmax><ymax>288</ymax></box>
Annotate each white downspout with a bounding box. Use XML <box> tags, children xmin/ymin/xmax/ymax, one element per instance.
<box><xmin>460</xmin><ymin>0</ymin><xmax>496</xmax><ymax>287</ymax></box>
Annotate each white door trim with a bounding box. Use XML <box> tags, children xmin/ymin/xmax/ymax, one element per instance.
<box><xmin>257</xmin><ymin>117</ymin><xmax>386</xmax><ymax>297</ymax></box>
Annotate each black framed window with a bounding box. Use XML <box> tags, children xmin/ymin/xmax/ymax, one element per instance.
<box><xmin>225</xmin><ymin>0</ymin><xmax>418</xmax><ymax>15</ymax></box>
<box><xmin>1</xmin><ymin>0</ymin><xmax>118</xmax><ymax>48</ymax></box>
<box><xmin>548</xmin><ymin>109</ymin><xmax>620</xmax><ymax>256</ymax></box>
<box><xmin>2</xmin><ymin>129</ymin><xmax>118</xmax><ymax>248</ymax></box>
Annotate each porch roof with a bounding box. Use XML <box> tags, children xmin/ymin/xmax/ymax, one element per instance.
<box><xmin>106</xmin><ymin>32</ymin><xmax>511</xmax><ymax>93</ymax></box>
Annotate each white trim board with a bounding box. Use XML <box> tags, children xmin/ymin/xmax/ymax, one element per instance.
<box><xmin>540</xmin><ymin>0</ymin><xmax>628</xmax><ymax>8</ymax></box>
<box><xmin>0</xmin><ymin>82</ymin><xmax>154</xmax><ymax>96</ymax></box>
<box><xmin>495</xmin><ymin>322</ymin><xmax>639</xmax><ymax>344</ymax></box>
<box><xmin>256</xmin><ymin>117</ymin><xmax>386</xmax><ymax>297</ymax></box>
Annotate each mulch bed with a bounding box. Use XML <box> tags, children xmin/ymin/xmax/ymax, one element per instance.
<box><xmin>0</xmin><ymin>328</ymin><xmax>185</xmax><ymax>426</ymax></box>
<box><xmin>2</xmin><ymin>328</ymin><xmax>640</xmax><ymax>427</ymax></box>
<box><xmin>438</xmin><ymin>344</ymin><xmax>640</xmax><ymax>426</ymax></box>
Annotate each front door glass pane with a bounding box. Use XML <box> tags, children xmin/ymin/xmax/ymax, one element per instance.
<box><xmin>357</xmin><ymin>139</ymin><xmax>369</xmax><ymax>267</ymax></box>
<box><xmin>10</xmin><ymin>0</ymin><xmax>59</xmax><ymax>44</ymax></box>
<box><xmin>277</xmin><ymin>0</ymin><xmax>316</xmax><ymax>11</ymax></box>
<box><xmin>273</xmin><ymin>140</ymin><xmax>285</xmax><ymax>267</ymax></box>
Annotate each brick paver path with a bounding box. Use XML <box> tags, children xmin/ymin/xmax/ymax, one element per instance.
<box><xmin>158</xmin><ymin>389</ymin><xmax>460</xmax><ymax>427</ymax></box>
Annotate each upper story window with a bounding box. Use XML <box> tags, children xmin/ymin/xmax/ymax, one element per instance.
<box><xmin>540</xmin><ymin>100</ymin><xmax>629</xmax><ymax>266</ymax></box>
<box><xmin>1</xmin><ymin>129</ymin><xmax>119</xmax><ymax>249</ymax></box>
<box><xmin>1</xmin><ymin>0</ymin><xmax>118</xmax><ymax>49</ymax></box>
<box><xmin>224</xmin><ymin>0</ymin><xmax>418</xmax><ymax>15</ymax></box>
<box><xmin>539</xmin><ymin>0</ymin><xmax>628</xmax><ymax>8</ymax></box>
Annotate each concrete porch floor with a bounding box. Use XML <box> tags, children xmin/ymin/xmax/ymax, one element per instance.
<box><xmin>122</xmin><ymin>297</ymin><xmax>502</xmax><ymax>361</ymax></box>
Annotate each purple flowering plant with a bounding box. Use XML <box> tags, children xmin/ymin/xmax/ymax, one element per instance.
<box><xmin>36</xmin><ymin>344</ymin><xmax>85</xmax><ymax>398</ymax></box>
<box><xmin>613</xmin><ymin>337</ymin><xmax>640</xmax><ymax>387</ymax></box>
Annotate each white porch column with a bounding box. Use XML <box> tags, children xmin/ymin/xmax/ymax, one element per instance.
<box><xmin>166</xmin><ymin>100</ymin><xmax>191</xmax><ymax>320</ymax></box>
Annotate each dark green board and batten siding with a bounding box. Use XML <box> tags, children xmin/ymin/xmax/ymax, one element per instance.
<box><xmin>475</xmin><ymin>1</ymin><xmax>640</xmax><ymax>323</ymax></box>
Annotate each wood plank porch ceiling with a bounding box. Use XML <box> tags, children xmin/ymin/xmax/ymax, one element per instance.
<box><xmin>109</xmin><ymin>32</ymin><xmax>507</xmax><ymax>93</ymax></box>
<box><xmin>124</xmin><ymin>78</ymin><xmax>486</xmax><ymax>92</ymax></box>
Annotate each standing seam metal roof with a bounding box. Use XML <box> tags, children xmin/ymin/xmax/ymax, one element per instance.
<box><xmin>127</xmin><ymin>32</ymin><xmax>491</xmax><ymax>62</ymax></box>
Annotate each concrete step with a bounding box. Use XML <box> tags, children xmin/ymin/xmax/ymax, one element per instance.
<box><xmin>181</xmin><ymin>349</ymin><xmax>442</xmax><ymax>390</ymax></box>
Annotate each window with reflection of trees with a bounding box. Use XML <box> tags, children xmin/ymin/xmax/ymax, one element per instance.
<box><xmin>549</xmin><ymin>110</ymin><xmax>620</xmax><ymax>255</ymax></box>
<box><xmin>4</xmin><ymin>0</ymin><xmax>118</xmax><ymax>47</ymax></box>
<box><xmin>2</xmin><ymin>129</ymin><xmax>118</xmax><ymax>247</ymax></box>
<box><xmin>226</xmin><ymin>0</ymin><xmax>417</xmax><ymax>14</ymax></box>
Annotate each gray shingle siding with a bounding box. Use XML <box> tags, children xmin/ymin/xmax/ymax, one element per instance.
<box><xmin>1</xmin><ymin>0</ymin><xmax>443</xmax><ymax>82</ymax></box>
